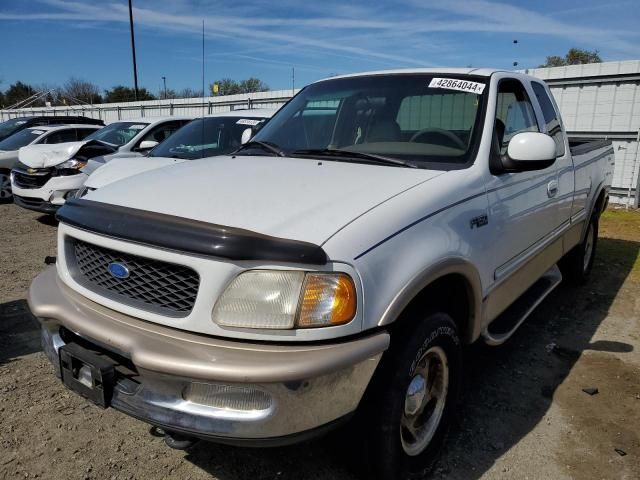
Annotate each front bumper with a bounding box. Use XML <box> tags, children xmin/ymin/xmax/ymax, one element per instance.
<box><xmin>11</xmin><ymin>172</ymin><xmax>85</xmax><ymax>206</ymax></box>
<box><xmin>30</xmin><ymin>267</ymin><xmax>388</xmax><ymax>443</ymax></box>
<box><xmin>14</xmin><ymin>194</ymin><xmax>60</xmax><ymax>214</ymax></box>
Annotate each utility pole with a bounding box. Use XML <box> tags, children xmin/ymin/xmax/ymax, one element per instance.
<box><xmin>162</xmin><ymin>76</ymin><xmax>167</xmax><ymax>99</ymax></box>
<box><xmin>512</xmin><ymin>39</ymin><xmax>519</xmax><ymax>67</ymax></box>
<box><xmin>292</xmin><ymin>67</ymin><xmax>295</xmax><ymax>95</ymax></box>
<box><xmin>128</xmin><ymin>0</ymin><xmax>139</xmax><ymax>101</ymax></box>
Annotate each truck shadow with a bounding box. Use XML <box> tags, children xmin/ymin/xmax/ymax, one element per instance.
<box><xmin>182</xmin><ymin>236</ymin><xmax>638</xmax><ymax>480</ymax></box>
<box><xmin>0</xmin><ymin>299</ymin><xmax>42</xmax><ymax>366</ymax></box>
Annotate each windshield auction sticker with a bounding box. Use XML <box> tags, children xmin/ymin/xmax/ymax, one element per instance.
<box><xmin>428</xmin><ymin>78</ymin><xmax>486</xmax><ymax>94</ymax></box>
<box><xmin>236</xmin><ymin>119</ymin><xmax>261</xmax><ymax>126</ymax></box>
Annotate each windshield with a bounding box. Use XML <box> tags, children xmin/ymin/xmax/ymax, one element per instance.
<box><xmin>84</xmin><ymin>122</ymin><xmax>149</xmax><ymax>147</ymax></box>
<box><xmin>0</xmin><ymin>128</ymin><xmax>43</xmax><ymax>151</ymax></box>
<box><xmin>250</xmin><ymin>74</ymin><xmax>487</xmax><ymax>169</ymax></box>
<box><xmin>0</xmin><ymin>118</ymin><xmax>30</xmax><ymax>141</ymax></box>
<box><xmin>150</xmin><ymin>116</ymin><xmax>268</xmax><ymax>159</ymax></box>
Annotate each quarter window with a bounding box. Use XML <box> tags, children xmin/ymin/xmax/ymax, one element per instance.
<box><xmin>531</xmin><ymin>82</ymin><xmax>565</xmax><ymax>157</ymax></box>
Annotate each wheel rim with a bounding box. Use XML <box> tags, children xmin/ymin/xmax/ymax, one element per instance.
<box><xmin>0</xmin><ymin>173</ymin><xmax>11</xmax><ymax>199</ymax></box>
<box><xmin>400</xmin><ymin>345</ymin><xmax>449</xmax><ymax>457</ymax></box>
<box><xmin>583</xmin><ymin>223</ymin><xmax>595</xmax><ymax>272</ymax></box>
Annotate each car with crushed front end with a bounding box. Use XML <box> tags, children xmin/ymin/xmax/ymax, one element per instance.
<box><xmin>28</xmin><ymin>68</ymin><xmax>613</xmax><ymax>479</ymax></box>
<box><xmin>0</xmin><ymin>124</ymin><xmax>101</xmax><ymax>201</ymax></box>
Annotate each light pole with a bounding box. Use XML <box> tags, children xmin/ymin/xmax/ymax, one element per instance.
<box><xmin>128</xmin><ymin>0</ymin><xmax>139</xmax><ymax>101</ymax></box>
<box><xmin>161</xmin><ymin>76</ymin><xmax>167</xmax><ymax>99</ymax></box>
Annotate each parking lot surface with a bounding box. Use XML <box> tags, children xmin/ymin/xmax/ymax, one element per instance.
<box><xmin>1</xmin><ymin>203</ymin><xmax>639</xmax><ymax>480</ymax></box>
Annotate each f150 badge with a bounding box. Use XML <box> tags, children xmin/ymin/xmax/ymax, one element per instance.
<box><xmin>470</xmin><ymin>214</ymin><xmax>488</xmax><ymax>229</ymax></box>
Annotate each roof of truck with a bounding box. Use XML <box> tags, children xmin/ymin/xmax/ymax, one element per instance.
<box><xmin>315</xmin><ymin>67</ymin><xmax>510</xmax><ymax>83</ymax></box>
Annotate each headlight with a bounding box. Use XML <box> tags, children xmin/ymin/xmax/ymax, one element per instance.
<box><xmin>56</xmin><ymin>158</ymin><xmax>87</xmax><ymax>175</ymax></box>
<box><xmin>212</xmin><ymin>270</ymin><xmax>357</xmax><ymax>329</ymax></box>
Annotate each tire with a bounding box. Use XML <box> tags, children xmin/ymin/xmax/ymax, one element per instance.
<box><xmin>361</xmin><ymin>313</ymin><xmax>462</xmax><ymax>480</ymax></box>
<box><xmin>0</xmin><ymin>169</ymin><xmax>12</xmax><ymax>203</ymax></box>
<box><xmin>559</xmin><ymin>211</ymin><xmax>598</xmax><ymax>285</ymax></box>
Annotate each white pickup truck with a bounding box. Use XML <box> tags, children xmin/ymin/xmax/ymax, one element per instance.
<box><xmin>29</xmin><ymin>68</ymin><xmax>613</xmax><ymax>479</ymax></box>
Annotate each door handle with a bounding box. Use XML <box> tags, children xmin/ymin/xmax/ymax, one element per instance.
<box><xmin>547</xmin><ymin>180</ymin><xmax>558</xmax><ymax>198</ymax></box>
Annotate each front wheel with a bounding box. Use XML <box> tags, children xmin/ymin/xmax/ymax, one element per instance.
<box><xmin>560</xmin><ymin>212</ymin><xmax>598</xmax><ymax>285</ymax></box>
<box><xmin>0</xmin><ymin>169</ymin><xmax>12</xmax><ymax>203</ymax></box>
<box><xmin>361</xmin><ymin>313</ymin><xmax>462</xmax><ymax>479</ymax></box>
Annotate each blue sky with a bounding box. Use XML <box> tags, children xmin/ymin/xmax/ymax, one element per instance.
<box><xmin>1</xmin><ymin>0</ymin><xmax>639</xmax><ymax>95</ymax></box>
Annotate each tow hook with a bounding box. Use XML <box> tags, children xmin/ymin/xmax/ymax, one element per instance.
<box><xmin>163</xmin><ymin>431</ymin><xmax>199</xmax><ymax>450</ymax></box>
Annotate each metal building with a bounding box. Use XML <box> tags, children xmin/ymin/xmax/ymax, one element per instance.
<box><xmin>525</xmin><ymin>60</ymin><xmax>640</xmax><ymax>207</ymax></box>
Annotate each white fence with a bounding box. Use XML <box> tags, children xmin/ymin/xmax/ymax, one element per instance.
<box><xmin>0</xmin><ymin>89</ymin><xmax>299</xmax><ymax>123</ymax></box>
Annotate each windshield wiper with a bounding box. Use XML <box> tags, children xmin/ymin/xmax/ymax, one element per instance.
<box><xmin>234</xmin><ymin>140</ymin><xmax>286</xmax><ymax>157</ymax></box>
<box><xmin>291</xmin><ymin>148</ymin><xmax>417</xmax><ymax>168</ymax></box>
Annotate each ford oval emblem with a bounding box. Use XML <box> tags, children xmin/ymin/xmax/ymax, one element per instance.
<box><xmin>108</xmin><ymin>262</ymin><xmax>130</xmax><ymax>279</ymax></box>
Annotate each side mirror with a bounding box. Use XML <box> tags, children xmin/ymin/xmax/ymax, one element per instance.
<box><xmin>501</xmin><ymin>132</ymin><xmax>556</xmax><ymax>172</ymax></box>
<box><xmin>240</xmin><ymin>128</ymin><xmax>253</xmax><ymax>145</ymax></box>
<box><xmin>138</xmin><ymin>140</ymin><xmax>159</xmax><ymax>151</ymax></box>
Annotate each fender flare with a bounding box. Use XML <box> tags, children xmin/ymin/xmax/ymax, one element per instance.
<box><xmin>377</xmin><ymin>256</ymin><xmax>484</xmax><ymax>344</ymax></box>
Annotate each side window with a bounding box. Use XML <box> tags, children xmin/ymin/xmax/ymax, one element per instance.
<box><xmin>495</xmin><ymin>79</ymin><xmax>539</xmax><ymax>155</ymax></box>
<box><xmin>42</xmin><ymin>129</ymin><xmax>77</xmax><ymax>144</ymax></box>
<box><xmin>531</xmin><ymin>82</ymin><xmax>565</xmax><ymax>157</ymax></box>
<box><xmin>138</xmin><ymin>121</ymin><xmax>185</xmax><ymax>147</ymax></box>
<box><xmin>76</xmin><ymin>128</ymin><xmax>98</xmax><ymax>140</ymax></box>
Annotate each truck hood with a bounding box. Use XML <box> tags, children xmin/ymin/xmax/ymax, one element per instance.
<box><xmin>85</xmin><ymin>156</ymin><xmax>187</xmax><ymax>189</ymax></box>
<box><xmin>87</xmin><ymin>155</ymin><xmax>444</xmax><ymax>246</ymax></box>
<box><xmin>18</xmin><ymin>141</ymin><xmax>86</xmax><ymax>168</ymax></box>
<box><xmin>18</xmin><ymin>140</ymin><xmax>118</xmax><ymax>168</ymax></box>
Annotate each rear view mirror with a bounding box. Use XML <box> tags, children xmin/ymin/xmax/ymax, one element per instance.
<box><xmin>498</xmin><ymin>132</ymin><xmax>556</xmax><ymax>172</ymax></box>
<box><xmin>241</xmin><ymin>128</ymin><xmax>253</xmax><ymax>145</ymax></box>
<box><xmin>138</xmin><ymin>140</ymin><xmax>159</xmax><ymax>151</ymax></box>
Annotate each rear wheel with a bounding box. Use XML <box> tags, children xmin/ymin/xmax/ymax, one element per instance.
<box><xmin>0</xmin><ymin>169</ymin><xmax>12</xmax><ymax>202</ymax></box>
<box><xmin>361</xmin><ymin>313</ymin><xmax>462</xmax><ymax>479</ymax></box>
<box><xmin>560</xmin><ymin>212</ymin><xmax>598</xmax><ymax>285</ymax></box>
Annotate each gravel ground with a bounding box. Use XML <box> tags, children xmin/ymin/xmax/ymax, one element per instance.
<box><xmin>1</xmin><ymin>202</ymin><xmax>639</xmax><ymax>480</ymax></box>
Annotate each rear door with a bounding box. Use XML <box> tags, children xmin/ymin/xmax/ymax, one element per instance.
<box><xmin>531</xmin><ymin>81</ymin><xmax>573</xmax><ymax>228</ymax></box>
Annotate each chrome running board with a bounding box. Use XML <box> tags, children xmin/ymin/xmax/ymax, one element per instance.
<box><xmin>483</xmin><ymin>264</ymin><xmax>562</xmax><ymax>346</ymax></box>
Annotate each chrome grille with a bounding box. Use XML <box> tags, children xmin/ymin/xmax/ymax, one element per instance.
<box><xmin>68</xmin><ymin>239</ymin><xmax>200</xmax><ymax>317</ymax></box>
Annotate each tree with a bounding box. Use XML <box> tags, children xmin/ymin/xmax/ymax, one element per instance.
<box><xmin>63</xmin><ymin>77</ymin><xmax>103</xmax><ymax>104</ymax></box>
<box><xmin>539</xmin><ymin>48</ymin><xmax>602</xmax><ymax>68</ymax></box>
<box><xmin>239</xmin><ymin>77</ymin><xmax>269</xmax><ymax>93</ymax></box>
<box><xmin>4</xmin><ymin>81</ymin><xmax>37</xmax><ymax>108</ymax></box>
<box><xmin>210</xmin><ymin>78</ymin><xmax>241</xmax><ymax>96</ymax></box>
<box><xmin>210</xmin><ymin>77</ymin><xmax>269</xmax><ymax>96</ymax></box>
<box><xmin>103</xmin><ymin>85</ymin><xmax>155</xmax><ymax>103</ymax></box>
<box><xmin>176</xmin><ymin>87</ymin><xmax>203</xmax><ymax>99</ymax></box>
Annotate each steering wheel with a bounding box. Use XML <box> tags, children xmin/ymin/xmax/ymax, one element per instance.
<box><xmin>409</xmin><ymin>128</ymin><xmax>466</xmax><ymax>150</ymax></box>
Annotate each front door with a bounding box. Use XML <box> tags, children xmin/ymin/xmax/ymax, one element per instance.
<box><xmin>485</xmin><ymin>77</ymin><xmax>559</xmax><ymax>320</ymax></box>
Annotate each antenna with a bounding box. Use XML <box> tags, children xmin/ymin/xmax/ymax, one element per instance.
<box><xmin>292</xmin><ymin>67</ymin><xmax>295</xmax><ymax>95</ymax></box>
